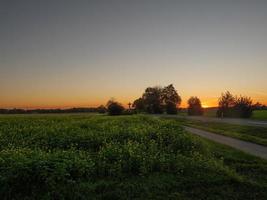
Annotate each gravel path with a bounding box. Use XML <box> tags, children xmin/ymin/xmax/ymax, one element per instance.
<box><xmin>184</xmin><ymin>126</ymin><xmax>267</xmax><ymax>159</ymax></box>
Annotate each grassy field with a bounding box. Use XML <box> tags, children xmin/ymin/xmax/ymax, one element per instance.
<box><xmin>181</xmin><ymin>119</ymin><xmax>267</xmax><ymax>146</ymax></box>
<box><xmin>252</xmin><ymin>110</ymin><xmax>267</xmax><ymax>121</ymax></box>
<box><xmin>180</xmin><ymin>109</ymin><xmax>267</xmax><ymax>120</ymax></box>
<box><xmin>203</xmin><ymin>108</ymin><xmax>218</xmax><ymax>117</ymax></box>
<box><xmin>0</xmin><ymin>114</ymin><xmax>267</xmax><ymax>199</ymax></box>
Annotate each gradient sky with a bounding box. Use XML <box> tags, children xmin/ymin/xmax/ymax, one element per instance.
<box><xmin>1</xmin><ymin>0</ymin><xmax>267</xmax><ymax>108</ymax></box>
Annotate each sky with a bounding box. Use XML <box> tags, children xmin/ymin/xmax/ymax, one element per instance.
<box><xmin>1</xmin><ymin>0</ymin><xmax>267</xmax><ymax>109</ymax></box>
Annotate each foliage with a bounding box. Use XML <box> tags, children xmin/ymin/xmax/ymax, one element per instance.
<box><xmin>162</xmin><ymin>84</ymin><xmax>181</xmax><ymax>114</ymax></box>
<box><xmin>234</xmin><ymin>96</ymin><xmax>253</xmax><ymax>118</ymax></box>
<box><xmin>0</xmin><ymin>115</ymin><xmax>266</xmax><ymax>199</ymax></box>
<box><xmin>217</xmin><ymin>91</ymin><xmax>253</xmax><ymax>118</ymax></box>
<box><xmin>132</xmin><ymin>98</ymin><xmax>145</xmax><ymax>112</ymax></box>
<box><xmin>138</xmin><ymin>84</ymin><xmax>181</xmax><ymax>114</ymax></box>
<box><xmin>165</xmin><ymin>101</ymin><xmax>178</xmax><ymax>114</ymax></box>
<box><xmin>106</xmin><ymin>100</ymin><xmax>124</xmax><ymax>115</ymax></box>
<box><xmin>187</xmin><ymin>96</ymin><xmax>204</xmax><ymax>116</ymax></box>
<box><xmin>0</xmin><ymin>107</ymin><xmax>104</xmax><ymax>114</ymax></box>
<box><xmin>142</xmin><ymin>86</ymin><xmax>164</xmax><ymax>114</ymax></box>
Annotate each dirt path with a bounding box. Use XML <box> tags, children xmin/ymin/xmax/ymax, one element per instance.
<box><xmin>184</xmin><ymin>126</ymin><xmax>267</xmax><ymax>159</ymax></box>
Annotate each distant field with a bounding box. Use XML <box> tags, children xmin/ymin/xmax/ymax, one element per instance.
<box><xmin>181</xmin><ymin>109</ymin><xmax>267</xmax><ymax>120</ymax></box>
<box><xmin>178</xmin><ymin>108</ymin><xmax>218</xmax><ymax>117</ymax></box>
<box><xmin>203</xmin><ymin>108</ymin><xmax>218</xmax><ymax>117</ymax></box>
<box><xmin>0</xmin><ymin>114</ymin><xmax>267</xmax><ymax>199</ymax></box>
<box><xmin>252</xmin><ymin>110</ymin><xmax>267</xmax><ymax>121</ymax></box>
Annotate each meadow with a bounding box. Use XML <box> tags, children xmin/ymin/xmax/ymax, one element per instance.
<box><xmin>0</xmin><ymin>114</ymin><xmax>267</xmax><ymax>199</ymax></box>
<box><xmin>252</xmin><ymin>110</ymin><xmax>267</xmax><ymax>121</ymax></box>
<box><xmin>202</xmin><ymin>109</ymin><xmax>267</xmax><ymax>119</ymax></box>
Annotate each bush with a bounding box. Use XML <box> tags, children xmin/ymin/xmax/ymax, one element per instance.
<box><xmin>106</xmin><ymin>100</ymin><xmax>124</xmax><ymax>115</ymax></box>
<box><xmin>217</xmin><ymin>92</ymin><xmax>253</xmax><ymax>118</ymax></box>
<box><xmin>187</xmin><ymin>97</ymin><xmax>203</xmax><ymax>116</ymax></box>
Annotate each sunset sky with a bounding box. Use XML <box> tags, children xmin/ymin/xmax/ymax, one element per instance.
<box><xmin>1</xmin><ymin>0</ymin><xmax>267</xmax><ymax>109</ymax></box>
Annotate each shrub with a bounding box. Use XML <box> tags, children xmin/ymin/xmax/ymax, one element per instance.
<box><xmin>217</xmin><ymin>92</ymin><xmax>253</xmax><ymax>118</ymax></box>
<box><xmin>187</xmin><ymin>97</ymin><xmax>203</xmax><ymax>116</ymax></box>
<box><xmin>106</xmin><ymin>100</ymin><xmax>124</xmax><ymax>115</ymax></box>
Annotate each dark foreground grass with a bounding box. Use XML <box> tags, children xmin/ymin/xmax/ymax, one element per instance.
<box><xmin>0</xmin><ymin>114</ymin><xmax>266</xmax><ymax>199</ymax></box>
<box><xmin>181</xmin><ymin>119</ymin><xmax>267</xmax><ymax>146</ymax></box>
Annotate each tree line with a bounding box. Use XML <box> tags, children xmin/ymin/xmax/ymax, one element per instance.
<box><xmin>0</xmin><ymin>108</ymin><xmax>103</xmax><ymax>114</ymax></box>
<box><xmin>105</xmin><ymin>85</ymin><xmax>264</xmax><ymax>119</ymax></box>
<box><xmin>1</xmin><ymin>85</ymin><xmax>265</xmax><ymax>118</ymax></box>
<box><xmin>106</xmin><ymin>84</ymin><xmax>204</xmax><ymax>116</ymax></box>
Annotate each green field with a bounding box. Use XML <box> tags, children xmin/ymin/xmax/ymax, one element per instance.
<box><xmin>203</xmin><ymin>108</ymin><xmax>218</xmax><ymax>117</ymax></box>
<box><xmin>0</xmin><ymin>114</ymin><xmax>267</xmax><ymax>199</ymax></box>
<box><xmin>252</xmin><ymin>110</ymin><xmax>267</xmax><ymax>121</ymax></box>
<box><xmin>181</xmin><ymin>109</ymin><xmax>267</xmax><ymax>120</ymax></box>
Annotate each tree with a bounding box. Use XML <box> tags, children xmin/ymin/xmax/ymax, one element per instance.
<box><xmin>165</xmin><ymin>102</ymin><xmax>178</xmax><ymax>114</ymax></box>
<box><xmin>217</xmin><ymin>91</ymin><xmax>253</xmax><ymax>118</ymax></box>
<box><xmin>187</xmin><ymin>96</ymin><xmax>203</xmax><ymax>116</ymax></box>
<box><xmin>132</xmin><ymin>98</ymin><xmax>145</xmax><ymax>112</ymax></box>
<box><xmin>234</xmin><ymin>96</ymin><xmax>253</xmax><ymax>118</ymax></box>
<box><xmin>142</xmin><ymin>86</ymin><xmax>164</xmax><ymax>114</ymax></box>
<box><xmin>162</xmin><ymin>84</ymin><xmax>181</xmax><ymax>114</ymax></box>
<box><xmin>217</xmin><ymin>91</ymin><xmax>235</xmax><ymax>117</ymax></box>
<box><xmin>252</xmin><ymin>102</ymin><xmax>263</xmax><ymax>110</ymax></box>
<box><xmin>106</xmin><ymin>99</ymin><xmax>124</xmax><ymax>115</ymax></box>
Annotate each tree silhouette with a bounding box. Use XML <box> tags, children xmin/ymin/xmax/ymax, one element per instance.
<box><xmin>234</xmin><ymin>96</ymin><xmax>253</xmax><ymax>118</ymax></box>
<box><xmin>142</xmin><ymin>86</ymin><xmax>163</xmax><ymax>114</ymax></box>
<box><xmin>217</xmin><ymin>91</ymin><xmax>235</xmax><ymax>117</ymax></box>
<box><xmin>138</xmin><ymin>84</ymin><xmax>181</xmax><ymax>114</ymax></box>
<box><xmin>187</xmin><ymin>96</ymin><xmax>203</xmax><ymax>116</ymax></box>
<box><xmin>217</xmin><ymin>91</ymin><xmax>253</xmax><ymax>118</ymax></box>
<box><xmin>162</xmin><ymin>84</ymin><xmax>181</xmax><ymax>114</ymax></box>
<box><xmin>132</xmin><ymin>98</ymin><xmax>145</xmax><ymax>112</ymax></box>
<box><xmin>106</xmin><ymin>99</ymin><xmax>124</xmax><ymax>115</ymax></box>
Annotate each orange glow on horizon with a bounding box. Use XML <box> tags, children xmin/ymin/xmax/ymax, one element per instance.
<box><xmin>1</xmin><ymin>95</ymin><xmax>266</xmax><ymax>110</ymax></box>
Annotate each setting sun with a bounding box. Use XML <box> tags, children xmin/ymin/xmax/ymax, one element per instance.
<box><xmin>202</xmin><ymin>104</ymin><xmax>210</xmax><ymax>108</ymax></box>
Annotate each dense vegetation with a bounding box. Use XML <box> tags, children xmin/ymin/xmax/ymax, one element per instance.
<box><xmin>0</xmin><ymin>114</ymin><xmax>267</xmax><ymax>199</ymax></box>
<box><xmin>187</xmin><ymin>97</ymin><xmax>204</xmax><ymax>116</ymax></box>
<box><xmin>217</xmin><ymin>91</ymin><xmax>253</xmax><ymax>118</ymax></box>
<box><xmin>106</xmin><ymin>99</ymin><xmax>125</xmax><ymax>115</ymax></box>
<box><xmin>133</xmin><ymin>84</ymin><xmax>181</xmax><ymax>114</ymax></box>
<box><xmin>0</xmin><ymin>107</ymin><xmax>103</xmax><ymax>114</ymax></box>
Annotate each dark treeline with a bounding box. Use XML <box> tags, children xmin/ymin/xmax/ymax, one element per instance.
<box><xmin>132</xmin><ymin>84</ymin><xmax>182</xmax><ymax>114</ymax></box>
<box><xmin>0</xmin><ymin>107</ymin><xmax>104</xmax><ymax>114</ymax></box>
<box><xmin>1</xmin><ymin>85</ymin><xmax>266</xmax><ymax>118</ymax></box>
<box><xmin>216</xmin><ymin>91</ymin><xmax>262</xmax><ymax>118</ymax></box>
<box><xmin>107</xmin><ymin>86</ymin><xmax>266</xmax><ymax>118</ymax></box>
